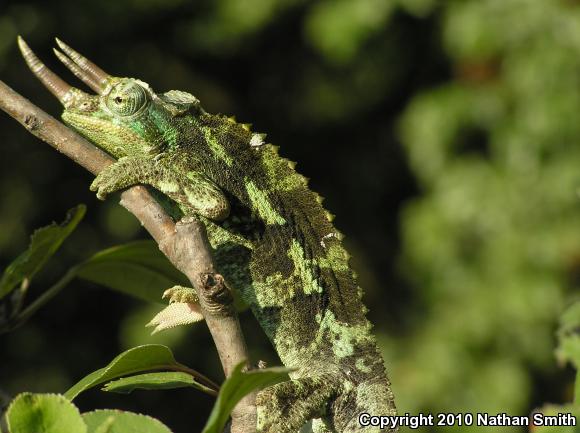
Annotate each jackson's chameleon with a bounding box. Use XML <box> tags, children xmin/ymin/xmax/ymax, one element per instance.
<box><xmin>18</xmin><ymin>37</ymin><xmax>398</xmax><ymax>433</ymax></box>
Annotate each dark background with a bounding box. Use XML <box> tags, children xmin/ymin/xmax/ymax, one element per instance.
<box><xmin>0</xmin><ymin>1</ymin><xmax>578</xmax><ymax>432</ymax></box>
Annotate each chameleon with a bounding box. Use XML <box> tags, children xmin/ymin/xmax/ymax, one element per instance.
<box><xmin>17</xmin><ymin>37</ymin><xmax>398</xmax><ymax>433</ymax></box>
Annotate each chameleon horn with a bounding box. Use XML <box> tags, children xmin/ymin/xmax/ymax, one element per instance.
<box><xmin>53</xmin><ymin>48</ymin><xmax>102</xmax><ymax>94</ymax></box>
<box><xmin>54</xmin><ymin>38</ymin><xmax>109</xmax><ymax>94</ymax></box>
<box><xmin>17</xmin><ymin>36</ymin><xmax>74</xmax><ymax>105</ymax></box>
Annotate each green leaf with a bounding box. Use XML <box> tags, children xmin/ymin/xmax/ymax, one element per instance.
<box><xmin>83</xmin><ymin>410</ymin><xmax>173</xmax><ymax>433</ymax></box>
<box><xmin>0</xmin><ymin>205</ymin><xmax>85</xmax><ymax>300</ymax></box>
<box><xmin>65</xmin><ymin>344</ymin><xmax>186</xmax><ymax>400</ymax></box>
<box><xmin>6</xmin><ymin>393</ymin><xmax>87</xmax><ymax>433</ymax></box>
<box><xmin>202</xmin><ymin>362</ymin><xmax>290</xmax><ymax>433</ymax></box>
<box><xmin>103</xmin><ymin>371</ymin><xmax>216</xmax><ymax>396</ymax></box>
<box><xmin>76</xmin><ymin>240</ymin><xmax>188</xmax><ymax>304</ymax></box>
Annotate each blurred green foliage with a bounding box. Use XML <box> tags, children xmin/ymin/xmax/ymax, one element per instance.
<box><xmin>0</xmin><ymin>0</ymin><xmax>578</xmax><ymax>432</ymax></box>
<box><xmin>393</xmin><ymin>1</ymin><xmax>580</xmax><ymax>430</ymax></box>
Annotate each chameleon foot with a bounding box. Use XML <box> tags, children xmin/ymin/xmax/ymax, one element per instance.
<box><xmin>90</xmin><ymin>157</ymin><xmax>139</xmax><ymax>200</ymax></box>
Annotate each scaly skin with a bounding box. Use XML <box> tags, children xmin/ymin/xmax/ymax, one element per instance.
<box><xmin>40</xmin><ymin>65</ymin><xmax>399</xmax><ymax>431</ymax></box>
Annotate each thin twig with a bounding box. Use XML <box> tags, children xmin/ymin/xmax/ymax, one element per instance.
<box><xmin>0</xmin><ymin>79</ymin><xmax>256</xmax><ymax>433</ymax></box>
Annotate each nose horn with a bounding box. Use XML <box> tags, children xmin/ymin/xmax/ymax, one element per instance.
<box><xmin>17</xmin><ymin>36</ymin><xmax>74</xmax><ymax>105</ymax></box>
<box><xmin>54</xmin><ymin>38</ymin><xmax>109</xmax><ymax>94</ymax></box>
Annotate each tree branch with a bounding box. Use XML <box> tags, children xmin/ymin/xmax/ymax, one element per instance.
<box><xmin>0</xmin><ymin>79</ymin><xmax>256</xmax><ymax>433</ymax></box>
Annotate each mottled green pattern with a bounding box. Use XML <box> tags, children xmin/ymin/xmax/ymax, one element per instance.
<box><xmin>60</xmin><ymin>75</ymin><xmax>398</xmax><ymax>433</ymax></box>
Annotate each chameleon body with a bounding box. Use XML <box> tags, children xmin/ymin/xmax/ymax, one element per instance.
<box><xmin>20</xmin><ymin>39</ymin><xmax>398</xmax><ymax>433</ymax></box>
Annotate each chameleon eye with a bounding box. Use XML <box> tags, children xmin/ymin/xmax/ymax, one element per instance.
<box><xmin>106</xmin><ymin>82</ymin><xmax>148</xmax><ymax>116</ymax></box>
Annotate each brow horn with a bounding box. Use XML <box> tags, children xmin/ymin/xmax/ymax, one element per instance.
<box><xmin>17</xmin><ymin>36</ymin><xmax>73</xmax><ymax>104</ymax></box>
<box><xmin>54</xmin><ymin>38</ymin><xmax>109</xmax><ymax>93</ymax></box>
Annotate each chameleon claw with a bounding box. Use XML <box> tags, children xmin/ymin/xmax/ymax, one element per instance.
<box><xmin>89</xmin><ymin>177</ymin><xmax>109</xmax><ymax>200</ymax></box>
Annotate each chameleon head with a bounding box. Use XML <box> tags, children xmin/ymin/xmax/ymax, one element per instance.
<box><xmin>17</xmin><ymin>37</ymin><xmax>191</xmax><ymax>158</ymax></box>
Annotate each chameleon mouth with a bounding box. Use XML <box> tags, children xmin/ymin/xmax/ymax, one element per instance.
<box><xmin>17</xmin><ymin>36</ymin><xmax>110</xmax><ymax>106</ymax></box>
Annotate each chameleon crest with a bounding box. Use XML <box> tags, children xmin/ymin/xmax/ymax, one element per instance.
<box><xmin>18</xmin><ymin>37</ymin><xmax>398</xmax><ymax>433</ymax></box>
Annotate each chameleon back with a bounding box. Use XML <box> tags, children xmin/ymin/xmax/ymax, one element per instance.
<box><xmin>170</xmin><ymin>112</ymin><xmax>399</xmax><ymax>432</ymax></box>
